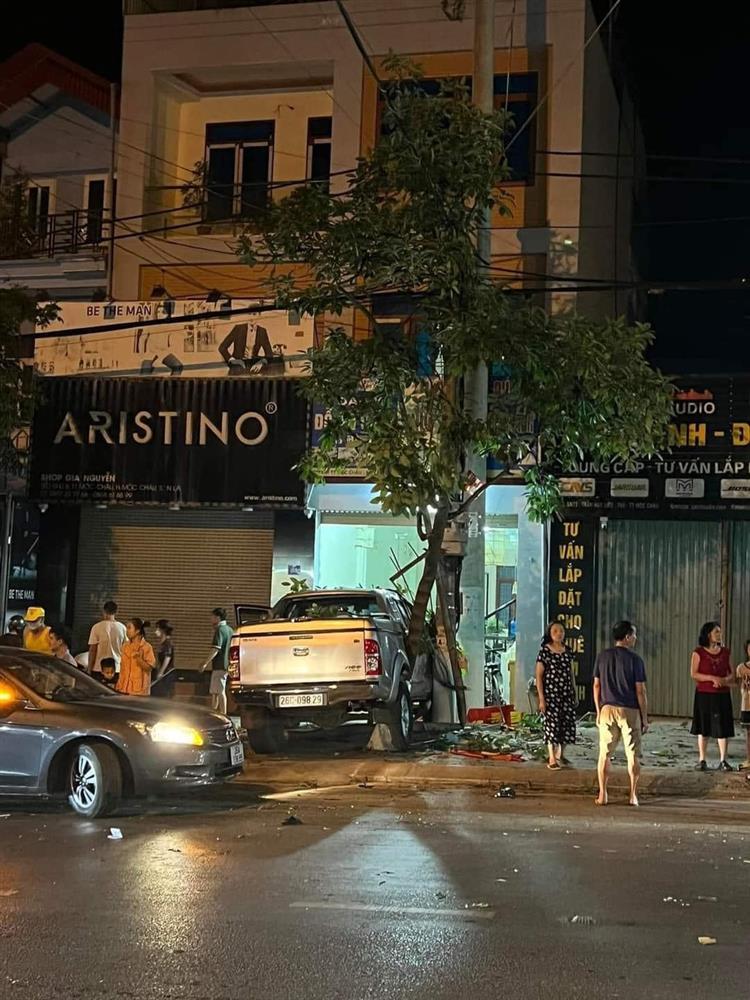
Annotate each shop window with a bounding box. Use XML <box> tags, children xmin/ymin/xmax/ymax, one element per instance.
<box><xmin>317</xmin><ymin>520</ymin><xmax>423</xmax><ymax>596</ymax></box>
<box><xmin>204</xmin><ymin>120</ymin><xmax>275</xmax><ymax>222</ymax></box>
<box><xmin>307</xmin><ymin>116</ymin><xmax>332</xmax><ymax>191</ymax></box>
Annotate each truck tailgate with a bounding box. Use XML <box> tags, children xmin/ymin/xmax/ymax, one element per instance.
<box><xmin>237</xmin><ymin>618</ymin><xmax>374</xmax><ymax>686</ymax></box>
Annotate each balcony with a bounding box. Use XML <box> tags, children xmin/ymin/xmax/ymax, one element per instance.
<box><xmin>144</xmin><ymin>177</ymin><xmax>326</xmax><ymax>236</ymax></box>
<box><xmin>0</xmin><ymin>209</ymin><xmax>106</xmax><ymax>261</ymax></box>
<box><xmin>124</xmin><ymin>0</ymin><xmax>321</xmax><ymax>13</ymax></box>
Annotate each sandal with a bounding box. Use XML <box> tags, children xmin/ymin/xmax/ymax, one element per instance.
<box><xmin>547</xmin><ymin>761</ymin><xmax>561</xmax><ymax>770</ymax></box>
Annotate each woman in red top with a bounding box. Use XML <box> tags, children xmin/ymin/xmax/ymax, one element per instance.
<box><xmin>690</xmin><ymin>621</ymin><xmax>735</xmax><ymax>771</ymax></box>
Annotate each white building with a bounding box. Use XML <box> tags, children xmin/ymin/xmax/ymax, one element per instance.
<box><xmin>0</xmin><ymin>44</ymin><xmax>114</xmax><ymax>300</ymax></box>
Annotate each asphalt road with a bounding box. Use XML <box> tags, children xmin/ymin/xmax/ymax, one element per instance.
<box><xmin>1</xmin><ymin>786</ymin><xmax>749</xmax><ymax>1000</ymax></box>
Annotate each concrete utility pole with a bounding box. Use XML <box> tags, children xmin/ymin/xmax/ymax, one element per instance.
<box><xmin>457</xmin><ymin>0</ymin><xmax>494</xmax><ymax>711</ymax></box>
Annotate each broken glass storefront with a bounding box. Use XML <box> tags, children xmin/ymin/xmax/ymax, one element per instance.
<box><xmin>307</xmin><ymin>483</ymin><xmax>545</xmax><ymax>708</ymax></box>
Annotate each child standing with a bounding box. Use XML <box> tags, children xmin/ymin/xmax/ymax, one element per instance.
<box><xmin>99</xmin><ymin>657</ymin><xmax>118</xmax><ymax>689</ymax></box>
<box><xmin>737</xmin><ymin>640</ymin><xmax>750</xmax><ymax>770</ymax></box>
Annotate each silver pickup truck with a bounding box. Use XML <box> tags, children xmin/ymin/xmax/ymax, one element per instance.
<box><xmin>228</xmin><ymin>589</ymin><xmax>432</xmax><ymax>753</ymax></box>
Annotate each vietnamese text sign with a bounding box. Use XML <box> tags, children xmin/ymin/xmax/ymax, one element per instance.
<box><xmin>548</xmin><ymin>518</ymin><xmax>596</xmax><ymax>711</ymax></box>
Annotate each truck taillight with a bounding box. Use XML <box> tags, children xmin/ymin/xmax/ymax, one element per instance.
<box><xmin>364</xmin><ymin>638</ymin><xmax>382</xmax><ymax>677</ymax></box>
<box><xmin>228</xmin><ymin>642</ymin><xmax>240</xmax><ymax>680</ymax></box>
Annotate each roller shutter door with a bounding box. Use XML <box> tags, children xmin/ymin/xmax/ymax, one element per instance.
<box><xmin>73</xmin><ymin>508</ymin><xmax>273</xmax><ymax>666</ymax></box>
<box><xmin>596</xmin><ymin>520</ymin><xmax>721</xmax><ymax>717</ymax></box>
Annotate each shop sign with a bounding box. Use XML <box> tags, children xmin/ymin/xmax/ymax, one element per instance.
<box><xmin>34</xmin><ymin>300</ymin><xmax>313</xmax><ymax>379</ymax></box>
<box><xmin>29</xmin><ymin>377</ymin><xmax>308</xmax><ymax>507</ymax></box>
<box><xmin>559</xmin><ymin>478</ymin><xmax>595</xmax><ymax>497</ymax></box>
<box><xmin>548</xmin><ymin>518</ymin><xmax>596</xmax><ymax>710</ymax></box>
<box><xmin>311</xmin><ymin>402</ymin><xmax>369</xmax><ymax>480</ymax></box>
<box><xmin>609</xmin><ymin>478</ymin><xmax>649</xmax><ymax>498</ymax></box>
<box><xmin>664</xmin><ymin>478</ymin><xmax>705</xmax><ymax>499</ymax></box>
<box><xmin>561</xmin><ymin>376</ymin><xmax>750</xmax><ymax>518</ymax></box>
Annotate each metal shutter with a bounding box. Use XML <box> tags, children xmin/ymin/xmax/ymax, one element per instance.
<box><xmin>73</xmin><ymin>507</ymin><xmax>273</xmax><ymax>666</ymax></box>
<box><xmin>596</xmin><ymin>520</ymin><xmax>722</xmax><ymax>717</ymax></box>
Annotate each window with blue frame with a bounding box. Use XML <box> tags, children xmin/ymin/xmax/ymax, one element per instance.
<box><xmin>378</xmin><ymin>72</ymin><xmax>538</xmax><ymax>184</ymax></box>
<box><xmin>493</xmin><ymin>72</ymin><xmax>538</xmax><ymax>184</ymax></box>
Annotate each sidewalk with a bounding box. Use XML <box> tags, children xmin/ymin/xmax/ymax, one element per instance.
<box><xmin>237</xmin><ymin>719</ymin><xmax>750</xmax><ymax>801</ymax></box>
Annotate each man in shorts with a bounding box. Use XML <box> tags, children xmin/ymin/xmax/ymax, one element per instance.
<box><xmin>593</xmin><ymin>620</ymin><xmax>649</xmax><ymax>807</ymax></box>
<box><xmin>201</xmin><ymin>608</ymin><xmax>233</xmax><ymax>715</ymax></box>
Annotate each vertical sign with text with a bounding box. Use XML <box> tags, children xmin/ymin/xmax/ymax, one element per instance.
<box><xmin>548</xmin><ymin>519</ymin><xmax>596</xmax><ymax>711</ymax></box>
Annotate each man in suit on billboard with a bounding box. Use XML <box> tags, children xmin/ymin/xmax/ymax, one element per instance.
<box><xmin>218</xmin><ymin>318</ymin><xmax>274</xmax><ymax>373</ymax></box>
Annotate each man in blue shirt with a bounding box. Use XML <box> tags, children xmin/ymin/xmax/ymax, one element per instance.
<box><xmin>593</xmin><ymin>620</ymin><xmax>649</xmax><ymax>808</ymax></box>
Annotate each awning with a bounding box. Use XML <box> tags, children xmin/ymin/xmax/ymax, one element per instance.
<box><xmin>306</xmin><ymin>482</ymin><xmax>380</xmax><ymax>514</ymax></box>
<box><xmin>307</xmin><ymin>482</ymin><xmax>528</xmax><ymax>517</ymax></box>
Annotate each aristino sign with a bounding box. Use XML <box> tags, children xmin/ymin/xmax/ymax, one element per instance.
<box><xmin>30</xmin><ymin>378</ymin><xmax>308</xmax><ymax>507</ymax></box>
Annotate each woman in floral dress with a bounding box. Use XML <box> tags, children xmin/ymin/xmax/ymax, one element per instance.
<box><xmin>535</xmin><ymin>621</ymin><xmax>577</xmax><ymax>769</ymax></box>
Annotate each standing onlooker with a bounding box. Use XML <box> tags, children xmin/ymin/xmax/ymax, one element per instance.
<box><xmin>691</xmin><ymin>621</ymin><xmax>735</xmax><ymax>771</ymax></box>
<box><xmin>150</xmin><ymin>619</ymin><xmax>176</xmax><ymax>698</ymax></box>
<box><xmin>593</xmin><ymin>620</ymin><xmax>649</xmax><ymax>807</ymax></box>
<box><xmin>535</xmin><ymin>622</ymin><xmax>577</xmax><ymax>770</ymax></box>
<box><xmin>116</xmin><ymin>619</ymin><xmax>156</xmax><ymax>696</ymax></box>
<box><xmin>1</xmin><ymin>615</ymin><xmax>25</xmax><ymax>647</ymax></box>
<box><xmin>88</xmin><ymin>601</ymin><xmax>127</xmax><ymax>677</ymax></box>
<box><xmin>23</xmin><ymin>607</ymin><xmax>53</xmax><ymax>654</ymax></box>
<box><xmin>201</xmin><ymin>608</ymin><xmax>233</xmax><ymax>715</ymax></box>
<box><xmin>49</xmin><ymin>624</ymin><xmax>77</xmax><ymax>667</ymax></box>
<box><xmin>737</xmin><ymin>641</ymin><xmax>750</xmax><ymax>771</ymax></box>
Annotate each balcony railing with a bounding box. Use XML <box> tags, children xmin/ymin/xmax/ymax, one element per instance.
<box><xmin>0</xmin><ymin>210</ymin><xmax>106</xmax><ymax>261</ymax></box>
<box><xmin>144</xmin><ymin>176</ymin><xmax>327</xmax><ymax>234</ymax></box>
<box><xmin>124</xmin><ymin>0</ymin><xmax>321</xmax><ymax>13</ymax></box>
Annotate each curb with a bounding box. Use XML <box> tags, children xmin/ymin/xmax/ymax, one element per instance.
<box><xmin>237</xmin><ymin>753</ymin><xmax>750</xmax><ymax>800</ymax></box>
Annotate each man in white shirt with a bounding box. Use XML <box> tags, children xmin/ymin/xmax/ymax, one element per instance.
<box><xmin>88</xmin><ymin>601</ymin><xmax>127</xmax><ymax>676</ymax></box>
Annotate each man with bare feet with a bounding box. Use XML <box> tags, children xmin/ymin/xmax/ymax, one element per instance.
<box><xmin>593</xmin><ymin>621</ymin><xmax>649</xmax><ymax>807</ymax></box>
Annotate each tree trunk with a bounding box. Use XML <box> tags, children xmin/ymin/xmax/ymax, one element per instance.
<box><xmin>406</xmin><ymin>504</ymin><xmax>449</xmax><ymax>664</ymax></box>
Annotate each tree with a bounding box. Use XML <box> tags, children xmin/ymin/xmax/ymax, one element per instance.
<box><xmin>0</xmin><ymin>288</ymin><xmax>57</xmax><ymax>476</ymax></box>
<box><xmin>239</xmin><ymin>61</ymin><xmax>673</xmax><ymax>704</ymax></box>
<box><xmin>0</xmin><ymin>171</ymin><xmax>40</xmax><ymax>260</ymax></box>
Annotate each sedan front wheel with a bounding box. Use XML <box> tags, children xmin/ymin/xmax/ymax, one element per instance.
<box><xmin>68</xmin><ymin>742</ymin><xmax>123</xmax><ymax>818</ymax></box>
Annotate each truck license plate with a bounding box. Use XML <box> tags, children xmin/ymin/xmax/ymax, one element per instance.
<box><xmin>277</xmin><ymin>693</ymin><xmax>325</xmax><ymax>708</ymax></box>
<box><xmin>229</xmin><ymin>742</ymin><xmax>244</xmax><ymax>766</ymax></box>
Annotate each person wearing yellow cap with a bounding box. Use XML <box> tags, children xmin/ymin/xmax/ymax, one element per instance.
<box><xmin>23</xmin><ymin>607</ymin><xmax>53</xmax><ymax>655</ymax></box>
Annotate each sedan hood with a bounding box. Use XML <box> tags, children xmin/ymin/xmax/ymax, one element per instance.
<box><xmin>70</xmin><ymin>695</ymin><xmax>230</xmax><ymax>730</ymax></box>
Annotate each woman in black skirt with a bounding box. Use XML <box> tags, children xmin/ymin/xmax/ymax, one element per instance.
<box><xmin>690</xmin><ymin>621</ymin><xmax>735</xmax><ymax>771</ymax></box>
<box><xmin>535</xmin><ymin>622</ymin><xmax>577</xmax><ymax>770</ymax></box>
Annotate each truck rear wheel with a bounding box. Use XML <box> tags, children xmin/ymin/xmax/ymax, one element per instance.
<box><xmin>373</xmin><ymin>683</ymin><xmax>413</xmax><ymax>751</ymax></box>
<box><xmin>241</xmin><ymin>708</ymin><xmax>288</xmax><ymax>755</ymax></box>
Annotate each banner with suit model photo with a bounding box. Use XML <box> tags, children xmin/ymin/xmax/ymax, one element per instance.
<box><xmin>33</xmin><ymin>300</ymin><xmax>313</xmax><ymax>379</ymax></box>
<box><xmin>29</xmin><ymin>378</ymin><xmax>308</xmax><ymax>507</ymax></box>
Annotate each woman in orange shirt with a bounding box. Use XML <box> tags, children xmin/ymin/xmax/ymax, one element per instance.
<box><xmin>116</xmin><ymin>619</ymin><xmax>156</xmax><ymax>696</ymax></box>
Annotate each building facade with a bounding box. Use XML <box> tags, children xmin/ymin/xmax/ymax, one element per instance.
<box><xmin>104</xmin><ymin>0</ymin><xmax>640</xmax><ymax>697</ymax></box>
<box><xmin>12</xmin><ymin>3</ymin><xmax>643</xmax><ymax>698</ymax></box>
<box><xmin>0</xmin><ymin>45</ymin><xmax>117</xmax><ymax>630</ymax></box>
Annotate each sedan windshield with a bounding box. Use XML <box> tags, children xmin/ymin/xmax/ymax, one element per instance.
<box><xmin>0</xmin><ymin>653</ymin><xmax>114</xmax><ymax>702</ymax></box>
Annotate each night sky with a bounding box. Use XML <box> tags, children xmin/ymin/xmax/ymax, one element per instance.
<box><xmin>2</xmin><ymin>0</ymin><xmax>748</xmax><ymax>370</ymax></box>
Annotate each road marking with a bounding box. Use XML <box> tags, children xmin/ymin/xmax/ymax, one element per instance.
<box><xmin>290</xmin><ymin>901</ymin><xmax>495</xmax><ymax>919</ymax></box>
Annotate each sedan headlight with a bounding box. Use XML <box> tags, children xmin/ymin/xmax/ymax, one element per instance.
<box><xmin>128</xmin><ymin>720</ymin><xmax>205</xmax><ymax>746</ymax></box>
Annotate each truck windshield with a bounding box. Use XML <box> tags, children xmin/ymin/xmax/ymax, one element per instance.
<box><xmin>278</xmin><ymin>596</ymin><xmax>381</xmax><ymax>621</ymax></box>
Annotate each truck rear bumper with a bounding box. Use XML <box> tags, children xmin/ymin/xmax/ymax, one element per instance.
<box><xmin>230</xmin><ymin>681</ymin><xmax>381</xmax><ymax>710</ymax></box>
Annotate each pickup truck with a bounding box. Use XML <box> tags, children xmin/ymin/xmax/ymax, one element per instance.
<box><xmin>228</xmin><ymin>589</ymin><xmax>432</xmax><ymax>753</ymax></box>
